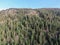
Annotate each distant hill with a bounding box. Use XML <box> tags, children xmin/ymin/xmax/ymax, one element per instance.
<box><xmin>0</xmin><ymin>8</ymin><xmax>60</xmax><ymax>16</ymax></box>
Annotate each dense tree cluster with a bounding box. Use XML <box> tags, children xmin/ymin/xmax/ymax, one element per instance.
<box><xmin>0</xmin><ymin>8</ymin><xmax>60</xmax><ymax>45</ymax></box>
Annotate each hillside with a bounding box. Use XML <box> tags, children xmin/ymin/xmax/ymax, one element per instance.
<box><xmin>0</xmin><ymin>8</ymin><xmax>60</xmax><ymax>45</ymax></box>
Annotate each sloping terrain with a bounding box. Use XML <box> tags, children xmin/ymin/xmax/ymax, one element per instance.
<box><xmin>0</xmin><ymin>8</ymin><xmax>60</xmax><ymax>45</ymax></box>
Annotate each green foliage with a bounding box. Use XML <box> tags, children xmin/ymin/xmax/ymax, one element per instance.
<box><xmin>0</xmin><ymin>8</ymin><xmax>60</xmax><ymax>45</ymax></box>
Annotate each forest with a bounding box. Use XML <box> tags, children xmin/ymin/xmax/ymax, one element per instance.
<box><xmin>0</xmin><ymin>8</ymin><xmax>60</xmax><ymax>45</ymax></box>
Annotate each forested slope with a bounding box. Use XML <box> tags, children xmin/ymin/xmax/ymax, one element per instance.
<box><xmin>0</xmin><ymin>8</ymin><xmax>60</xmax><ymax>45</ymax></box>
